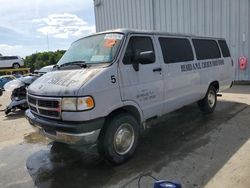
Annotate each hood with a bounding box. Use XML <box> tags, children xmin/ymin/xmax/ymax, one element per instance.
<box><xmin>28</xmin><ymin>68</ymin><xmax>101</xmax><ymax>96</ymax></box>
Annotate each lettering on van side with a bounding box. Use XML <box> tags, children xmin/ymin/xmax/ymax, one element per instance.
<box><xmin>136</xmin><ymin>89</ymin><xmax>156</xmax><ymax>102</ymax></box>
<box><xmin>181</xmin><ymin>60</ymin><xmax>224</xmax><ymax>72</ymax></box>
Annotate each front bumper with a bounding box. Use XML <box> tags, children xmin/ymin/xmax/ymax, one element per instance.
<box><xmin>25</xmin><ymin>109</ymin><xmax>104</xmax><ymax>145</ymax></box>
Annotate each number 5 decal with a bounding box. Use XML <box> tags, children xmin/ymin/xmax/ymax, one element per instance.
<box><xmin>111</xmin><ymin>75</ymin><xmax>116</xmax><ymax>83</ymax></box>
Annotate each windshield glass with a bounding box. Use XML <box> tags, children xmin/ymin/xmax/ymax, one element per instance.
<box><xmin>57</xmin><ymin>33</ymin><xmax>124</xmax><ymax>66</ymax></box>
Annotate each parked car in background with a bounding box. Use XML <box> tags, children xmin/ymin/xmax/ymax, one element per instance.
<box><xmin>0</xmin><ymin>56</ymin><xmax>24</xmax><ymax>69</ymax></box>
<box><xmin>34</xmin><ymin>65</ymin><xmax>54</xmax><ymax>75</ymax></box>
<box><xmin>0</xmin><ymin>75</ymin><xmax>15</xmax><ymax>89</ymax></box>
<box><xmin>4</xmin><ymin>64</ymin><xmax>54</xmax><ymax>114</ymax></box>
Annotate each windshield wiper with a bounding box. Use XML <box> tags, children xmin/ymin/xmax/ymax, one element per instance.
<box><xmin>58</xmin><ymin>61</ymin><xmax>87</xmax><ymax>69</ymax></box>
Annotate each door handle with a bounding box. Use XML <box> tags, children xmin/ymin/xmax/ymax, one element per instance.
<box><xmin>153</xmin><ymin>68</ymin><xmax>162</xmax><ymax>72</ymax></box>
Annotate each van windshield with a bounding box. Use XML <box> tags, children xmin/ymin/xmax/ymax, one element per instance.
<box><xmin>57</xmin><ymin>33</ymin><xmax>124</xmax><ymax>66</ymax></box>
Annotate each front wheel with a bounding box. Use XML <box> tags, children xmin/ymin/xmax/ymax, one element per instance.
<box><xmin>98</xmin><ymin>113</ymin><xmax>139</xmax><ymax>165</ymax></box>
<box><xmin>198</xmin><ymin>85</ymin><xmax>217</xmax><ymax>114</ymax></box>
<box><xmin>13</xmin><ymin>63</ymin><xmax>20</xmax><ymax>69</ymax></box>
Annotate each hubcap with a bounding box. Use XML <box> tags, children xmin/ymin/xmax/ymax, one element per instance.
<box><xmin>114</xmin><ymin>123</ymin><xmax>135</xmax><ymax>155</ymax></box>
<box><xmin>208</xmin><ymin>90</ymin><xmax>216</xmax><ymax>108</ymax></box>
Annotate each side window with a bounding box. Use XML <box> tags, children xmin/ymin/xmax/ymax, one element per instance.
<box><xmin>123</xmin><ymin>36</ymin><xmax>155</xmax><ymax>65</ymax></box>
<box><xmin>159</xmin><ymin>37</ymin><xmax>194</xmax><ymax>64</ymax></box>
<box><xmin>192</xmin><ymin>39</ymin><xmax>221</xmax><ymax>60</ymax></box>
<box><xmin>218</xmin><ymin>40</ymin><xmax>231</xmax><ymax>57</ymax></box>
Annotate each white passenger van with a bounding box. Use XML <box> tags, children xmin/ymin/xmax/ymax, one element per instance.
<box><xmin>0</xmin><ymin>56</ymin><xmax>24</xmax><ymax>69</ymax></box>
<box><xmin>26</xmin><ymin>29</ymin><xmax>234</xmax><ymax>164</ymax></box>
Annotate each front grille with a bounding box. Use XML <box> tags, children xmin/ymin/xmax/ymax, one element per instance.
<box><xmin>38</xmin><ymin>100</ymin><xmax>59</xmax><ymax>108</ymax></box>
<box><xmin>30</xmin><ymin>106</ymin><xmax>38</xmax><ymax>113</ymax></box>
<box><xmin>28</xmin><ymin>96</ymin><xmax>36</xmax><ymax>105</ymax></box>
<box><xmin>28</xmin><ymin>94</ymin><xmax>61</xmax><ymax>119</ymax></box>
<box><xmin>39</xmin><ymin>109</ymin><xmax>59</xmax><ymax>117</ymax></box>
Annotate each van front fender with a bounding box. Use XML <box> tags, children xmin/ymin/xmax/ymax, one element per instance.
<box><xmin>104</xmin><ymin>100</ymin><xmax>144</xmax><ymax>124</ymax></box>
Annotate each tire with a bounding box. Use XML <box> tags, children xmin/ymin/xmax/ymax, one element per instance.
<box><xmin>98</xmin><ymin>113</ymin><xmax>140</xmax><ymax>165</ymax></box>
<box><xmin>198</xmin><ymin>85</ymin><xmax>217</xmax><ymax>114</ymax></box>
<box><xmin>13</xmin><ymin>63</ymin><xmax>20</xmax><ymax>69</ymax></box>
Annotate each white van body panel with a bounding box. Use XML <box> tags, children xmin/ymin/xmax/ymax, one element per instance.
<box><xmin>62</xmin><ymin>64</ymin><xmax>143</xmax><ymax>122</ymax></box>
<box><xmin>28</xmin><ymin>69</ymin><xmax>102</xmax><ymax>97</ymax></box>
<box><xmin>155</xmin><ymin>36</ymin><xmax>203</xmax><ymax>114</ymax></box>
<box><xmin>119</xmin><ymin>34</ymin><xmax>164</xmax><ymax>120</ymax></box>
<box><xmin>75</xmin><ymin>63</ymin><xmax>122</xmax><ymax>121</ymax></box>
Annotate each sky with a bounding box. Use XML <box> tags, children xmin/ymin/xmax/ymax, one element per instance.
<box><xmin>0</xmin><ymin>0</ymin><xmax>95</xmax><ymax>58</ymax></box>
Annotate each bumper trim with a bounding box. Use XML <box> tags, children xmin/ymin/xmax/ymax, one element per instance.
<box><xmin>26</xmin><ymin>109</ymin><xmax>104</xmax><ymax>145</ymax></box>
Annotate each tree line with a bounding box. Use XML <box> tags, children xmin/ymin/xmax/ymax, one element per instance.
<box><xmin>24</xmin><ymin>50</ymin><xmax>66</xmax><ymax>72</ymax></box>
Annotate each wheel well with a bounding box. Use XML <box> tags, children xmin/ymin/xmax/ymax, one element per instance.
<box><xmin>210</xmin><ymin>81</ymin><xmax>219</xmax><ymax>92</ymax></box>
<box><xmin>105</xmin><ymin>106</ymin><xmax>141</xmax><ymax>125</ymax></box>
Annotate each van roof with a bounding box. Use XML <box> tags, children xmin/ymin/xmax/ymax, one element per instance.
<box><xmin>87</xmin><ymin>28</ymin><xmax>226</xmax><ymax>40</ymax></box>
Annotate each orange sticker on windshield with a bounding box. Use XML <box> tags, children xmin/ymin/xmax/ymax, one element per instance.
<box><xmin>104</xmin><ymin>39</ymin><xmax>117</xmax><ymax>48</ymax></box>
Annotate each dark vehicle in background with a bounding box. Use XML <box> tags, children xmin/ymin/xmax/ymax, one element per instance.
<box><xmin>0</xmin><ymin>75</ymin><xmax>15</xmax><ymax>89</ymax></box>
<box><xmin>34</xmin><ymin>65</ymin><xmax>54</xmax><ymax>75</ymax></box>
<box><xmin>4</xmin><ymin>76</ymin><xmax>37</xmax><ymax>114</ymax></box>
<box><xmin>4</xmin><ymin>65</ymin><xmax>54</xmax><ymax>115</ymax></box>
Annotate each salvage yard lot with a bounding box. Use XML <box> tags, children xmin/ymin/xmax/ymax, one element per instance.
<box><xmin>0</xmin><ymin>85</ymin><xmax>250</xmax><ymax>188</ymax></box>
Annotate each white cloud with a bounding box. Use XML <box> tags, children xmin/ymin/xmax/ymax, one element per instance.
<box><xmin>0</xmin><ymin>44</ymin><xmax>23</xmax><ymax>56</ymax></box>
<box><xmin>33</xmin><ymin>13</ymin><xmax>96</xmax><ymax>39</ymax></box>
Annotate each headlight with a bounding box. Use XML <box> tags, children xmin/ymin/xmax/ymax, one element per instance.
<box><xmin>61</xmin><ymin>96</ymin><xmax>94</xmax><ymax>111</ymax></box>
<box><xmin>62</xmin><ymin>98</ymin><xmax>77</xmax><ymax>111</ymax></box>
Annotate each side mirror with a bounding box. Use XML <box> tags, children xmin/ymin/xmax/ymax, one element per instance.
<box><xmin>137</xmin><ymin>51</ymin><xmax>155</xmax><ymax>64</ymax></box>
<box><xmin>132</xmin><ymin>61</ymin><xmax>139</xmax><ymax>72</ymax></box>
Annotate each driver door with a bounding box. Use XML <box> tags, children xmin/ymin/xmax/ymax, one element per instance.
<box><xmin>118</xmin><ymin>35</ymin><xmax>164</xmax><ymax>120</ymax></box>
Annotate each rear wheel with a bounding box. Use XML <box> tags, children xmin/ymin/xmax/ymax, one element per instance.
<box><xmin>198</xmin><ymin>85</ymin><xmax>217</xmax><ymax>114</ymax></box>
<box><xmin>98</xmin><ymin>113</ymin><xmax>139</xmax><ymax>165</ymax></box>
<box><xmin>13</xmin><ymin>63</ymin><xmax>20</xmax><ymax>69</ymax></box>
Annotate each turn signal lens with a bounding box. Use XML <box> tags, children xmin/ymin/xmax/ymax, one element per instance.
<box><xmin>77</xmin><ymin>96</ymin><xmax>94</xmax><ymax>111</ymax></box>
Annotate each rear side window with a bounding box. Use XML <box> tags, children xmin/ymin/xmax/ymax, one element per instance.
<box><xmin>192</xmin><ymin>39</ymin><xmax>221</xmax><ymax>60</ymax></box>
<box><xmin>218</xmin><ymin>40</ymin><xmax>231</xmax><ymax>57</ymax></box>
<box><xmin>123</xmin><ymin>36</ymin><xmax>155</xmax><ymax>65</ymax></box>
<box><xmin>0</xmin><ymin>56</ymin><xmax>18</xmax><ymax>60</ymax></box>
<box><xmin>159</xmin><ymin>38</ymin><xmax>194</xmax><ymax>64</ymax></box>
<box><xmin>10</xmin><ymin>56</ymin><xmax>18</xmax><ymax>60</ymax></box>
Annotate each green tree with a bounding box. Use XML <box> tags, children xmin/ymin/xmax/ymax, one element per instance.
<box><xmin>24</xmin><ymin>50</ymin><xmax>66</xmax><ymax>72</ymax></box>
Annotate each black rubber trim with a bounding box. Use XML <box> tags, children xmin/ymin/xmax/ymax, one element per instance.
<box><xmin>230</xmin><ymin>81</ymin><xmax>234</xmax><ymax>88</ymax></box>
<box><xmin>25</xmin><ymin>109</ymin><xmax>104</xmax><ymax>134</ymax></box>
